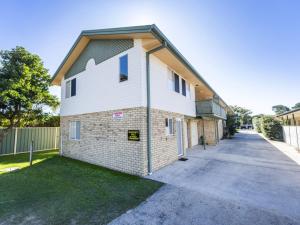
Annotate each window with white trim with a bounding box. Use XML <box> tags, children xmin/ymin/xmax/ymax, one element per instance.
<box><xmin>186</xmin><ymin>81</ymin><xmax>191</xmax><ymax>99</ymax></box>
<box><xmin>119</xmin><ymin>54</ymin><xmax>128</xmax><ymax>82</ymax></box>
<box><xmin>165</xmin><ymin>118</ymin><xmax>174</xmax><ymax>135</ymax></box>
<box><xmin>174</xmin><ymin>73</ymin><xmax>180</xmax><ymax>93</ymax></box>
<box><xmin>168</xmin><ymin>70</ymin><xmax>193</xmax><ymax>100</ymax></box>
<box><xmin>69</xmin><ymin>121</ymin><xmax>80</xmax><ymax>140</ymax></box>
<box><xmin>65</xmin><ymin>78</ymin><xmax>76</xmax><ymax>98</ymax></box>
<box><xmin>168</xmin><ymin>69</ymin><xmax>175</xmax><ymax>91</ymax></box>
<box><xmin>181</xmin><ymin>78</ymin><xmax>186</xmax><ymax>96</ymax></box>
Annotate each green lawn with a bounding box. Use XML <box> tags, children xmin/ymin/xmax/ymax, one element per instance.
<box><xmin>0</xmin><ymin>150</ymin><xmax>162</xmax><ymax>225</ymax></box>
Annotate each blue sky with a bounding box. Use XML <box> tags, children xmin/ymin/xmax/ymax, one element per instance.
<box><xmin>1</xmin><ymin>0</ymin><xmax>299</xmax><ymax>115</ymax></box>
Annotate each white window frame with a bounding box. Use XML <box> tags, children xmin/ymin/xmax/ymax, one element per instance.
<box><xmin>169</xmin><ymin>69</ymin><xmax>191</xmax><ymax>97</ymax></box>
<box><xmin>167</xmin><ymin>68</ymin><xmax>175</xmax><ymax>91</ymax></box>
<box><xmin>65</xmin><ymin>80</ymin><xmax>71</xmax><ymax>98</ymax></box>
<box><xmin>165</xmin><ymin>118</ymin><xmax>174</xmax><ymax>136</ymax></box>
<box><xmin>69</xmin><ymin>121</ymin><xmax>80</xmax><ymax>140</ymax></box>
<box><xmin>119</xmin><ymin>54</ymin><xmax>128</xmax><ymax>82</ymax></box>
<box><xmin>186</xmin><ymin>81</ymin><xmax>191</xmax><ymax>99</ymax></box>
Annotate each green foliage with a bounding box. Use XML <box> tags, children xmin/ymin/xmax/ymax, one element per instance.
<box><xmin>272</xmin><ymin>105</ymin><xmax>290</xmax><ymax>115</ymax></box>
<box><xmin>24</xmin><ymin>113</ymin><xmax>60</xmax><ymax>127</ymax></box>
<box><xmin>252</xmin><ymin>115</ymin><xmax>263</xmax><ymax>133</ymax></box>
<box><xmin>260</xmin><ymin>116</ymin><xmax>283</xmax><ymax>140</ymax></box>
<box><xmin>0</xmin><ymin>46</ymin><xmax>59</xmax><ymax>129</ymax></box>
<box><xmin>230</xmin><ymin>105</ymin><xmax>252</xmax><ymax>127</ymax></box>
<box><xmin>226</xmin><ymin>114</ymin><xmax>237</xmax><ymax>136</ymax></box>
<box><xmin>292</xmin><ymin>102</ymin><xmax>300</xmax><ymax>110</ymax></box>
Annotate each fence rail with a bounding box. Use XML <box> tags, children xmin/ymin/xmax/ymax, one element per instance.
<box><xmin>0</xmin><ymin>127</ymin><xmax>60</xmax><ymax>156</ymax></box>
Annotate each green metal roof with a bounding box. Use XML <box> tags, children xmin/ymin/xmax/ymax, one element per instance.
<box><xmin>51</xmin><ymin>24</ymin><xmax>232</xmax><ymax>110</ymax></box>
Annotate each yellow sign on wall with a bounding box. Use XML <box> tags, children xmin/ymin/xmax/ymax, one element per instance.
<box><xmin>128</xmin><ymin>130</ymin><xmax>140</xmax><ymax>141</ymax></box>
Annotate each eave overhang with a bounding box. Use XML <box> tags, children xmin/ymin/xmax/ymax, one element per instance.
<box><xmin>51</xmin><ymin>24</ymin><xmax>232</xmax><ymax>110</ymax></box>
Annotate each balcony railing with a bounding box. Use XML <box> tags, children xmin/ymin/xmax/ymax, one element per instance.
<box><xmin>195</xmin><ymin>100</ymin><xmax>227</xmax><ymax>119</ymax></box>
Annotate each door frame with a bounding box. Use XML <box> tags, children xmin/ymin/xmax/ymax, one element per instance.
<box><xmin>176</xmin><ymin>118</ymin><xmax>184</xmax><ymax>156</ymax></box>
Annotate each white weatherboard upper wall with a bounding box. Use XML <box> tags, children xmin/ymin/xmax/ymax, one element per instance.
<box><xmin>60</xmin><ymin>40</ymin><xmax>144</xmax><ymax>116</ymax></box>
<box><xmin>60</xmin><ymin>39</ymin><xmax>196</xmax><ymax>117</ymax></box>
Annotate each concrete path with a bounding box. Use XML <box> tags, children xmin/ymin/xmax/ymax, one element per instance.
<box><xmin>110</xmin><ymin>131</ymin><xmax>300</xmax><ymax>225</ymax></box>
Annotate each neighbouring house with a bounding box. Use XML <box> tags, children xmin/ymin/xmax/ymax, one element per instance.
<box><xmin>277</xmin><ymin>108</ymin><xmax>300</xmax><ymax>151</ymax></box>
<box><xmin>51</xmin><ymin>25</ymin><xmax>233</xmax><ymax>176</ymax></box>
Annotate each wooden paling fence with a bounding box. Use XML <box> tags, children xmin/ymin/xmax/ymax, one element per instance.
<box><xmin>0</xmin><ymin>127</ymin><xmax>60</xmax><ymax>156</ymax></box>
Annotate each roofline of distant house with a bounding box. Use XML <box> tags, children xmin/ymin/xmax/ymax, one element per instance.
<box><xmin>276</xmin><ymin>108</ymin><xmax>300</xmax><ymax>117</ymax></box>
<box><xmin>51</xmin><ymin>24</ymin><xmax>232</xmax><ymax>112</ymax></box>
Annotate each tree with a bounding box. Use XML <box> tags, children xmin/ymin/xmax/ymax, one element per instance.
<box><xmin>231</xmin><ymin>105</ymin><xmax>252</xmax><ymax>127</ymax></box>
<box><xmin>292</xmin><ymin>102</ymin><xmax>300</xmax><ymax>110</ymax></box>
<box><xmin>27</xmin><ymin>114</ymin><xmax>60</xmax><ymax>127</ymax></box>
<box><xmin>272</xmin><ymin>105</ymin><xmax>290</xmax><ymax>115</ymax></box>
<box><xmin>225</xmin><ymin>114</ymin><xmax>236</xmax><ymax>137</ymax></box>
<box><xmin>0</xmin><ymin>46</ymin><xmax>59</xmax><ymax>143</ymax></box>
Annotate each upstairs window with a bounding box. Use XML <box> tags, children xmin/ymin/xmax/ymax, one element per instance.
<box><xmin>165</xmin><ymin>118</ymin><xmax>174</xmax><ymax>135</ymax></box>
<box><xmin>119</xmin><ymin>54</ymin><xmax>128</xmax><ymax>82</ymax></box>
<box><xmin>69</xmin><ymin>121</ymin><xmax>80</xmax><ymax>140</ymax></box>
<box><xmin>186</xmin><ymin>82</ymin><xmax>191</xmax><ymax>99</ymax></box>
<box><xmin>181</xmin><ymin>79</ymin><xmax>186</xmax><ymax>96</ymax></box>
<box><xmin>66</xmin><ymin>78</ymin><xmax>76</xmax><ymax>98</ymax></box>
<box><xmin>174</xmin><ymin>73</ymin><xmax>180</xmax><ymax>93</ymax></box>
<box><xmin>168</xmin><ymin>69</ymin><xmax>175</xmax><ymax>91</ymax></box>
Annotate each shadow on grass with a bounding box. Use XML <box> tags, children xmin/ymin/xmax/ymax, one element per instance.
<box><xmin>0</xmin><ymin>154</ymin><xmax>163</xmax><ymax>225</ymax></box>
<box><xmin>0</xmin><ymin>150</ymin><xmax>59</xmax><ymax>174</ymax></box>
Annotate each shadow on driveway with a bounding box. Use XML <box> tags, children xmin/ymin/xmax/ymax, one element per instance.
<box><xmin>110</xmin><ymin>131</ymin><xmax>300</xmax><ymax>225</ymax></box>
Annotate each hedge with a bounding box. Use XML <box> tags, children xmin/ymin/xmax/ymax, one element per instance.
<box><xmin>252</xmin><ymin>115</ymin><xmax>283</xmax><ymax>141</ymax></box>
<box><xmin>260</xmin><ymin>116</ymin><xmax>283</xmax><ymax>140</ymax></box>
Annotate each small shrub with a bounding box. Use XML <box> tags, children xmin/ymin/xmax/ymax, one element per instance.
<box><xmin>260</xmin><ymin>116</ymin><xmax>283</xmax><ymax>140</ymax></box>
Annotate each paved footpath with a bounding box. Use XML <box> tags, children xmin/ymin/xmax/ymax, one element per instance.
<box><xmin>110</xmin><ymin>131</ymin><xmax>300</xmax><ymax>225</ymax></box>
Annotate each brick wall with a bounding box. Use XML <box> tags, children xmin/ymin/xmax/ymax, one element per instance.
<box><xmin>61</xmin><ymin>107</ymin><xmax>186</xmax><ymax>176</ymax></box>
<box><xmin>61</xmin><ymin>107</ymin><xmax>148</xmax><ymax>176</ymax></box>
<box><xmin>151</xmin><ymin>108</ymin><xmax>184</xmax><ymax>171</ymax></box>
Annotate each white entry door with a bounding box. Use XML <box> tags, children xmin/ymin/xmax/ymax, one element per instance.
<box><xmin>176</xmin><ymin>119</ymin><xmax>183</xmax><ymax>156</ymax></box>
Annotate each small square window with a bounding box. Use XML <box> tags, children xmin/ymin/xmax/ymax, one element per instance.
<box><xmin>119</xmin><ymin>54</ymin><xmax>128</xmax><ymax>82</ymax></box>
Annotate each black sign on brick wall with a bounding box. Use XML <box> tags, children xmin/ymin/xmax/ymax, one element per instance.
<box><xmin>128</xmin><ymin>130</ymin><xmax>140</xmax><ymax>141</ymax></box>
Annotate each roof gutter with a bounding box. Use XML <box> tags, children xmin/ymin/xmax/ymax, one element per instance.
<box><xmin>146</xmin><ymin>42</ymin><xmax>167</xmax><ymax>175</ymax></box>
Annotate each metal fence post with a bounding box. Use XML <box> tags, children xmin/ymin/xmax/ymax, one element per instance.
<box><xmin>29</xmin><ymin>140</ymin><xmax>33</xmax><ymax>166</ymax></box>
<box><xmin>54</xmin><ymin>127</ymin><xmax>58</xmax><ymax>149</ymax></box>
<box><xmin>13</xmin><ymin>128</ymin><xmax>18</xmax><ymax>155</ymax></box>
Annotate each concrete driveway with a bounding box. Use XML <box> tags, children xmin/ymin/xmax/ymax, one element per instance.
<box><xmin>110</xmin><ymin>131</ymin><xmax>300</xmax><ymax>225</ymax></box>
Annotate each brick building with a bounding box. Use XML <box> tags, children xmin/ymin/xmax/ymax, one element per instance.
<box><xmin>51</xmin><ymin>25</ymin><xmax>233</xmax><ymax>176</ymax></box>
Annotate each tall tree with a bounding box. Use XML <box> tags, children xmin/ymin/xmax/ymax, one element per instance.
<box><xmin>0</xmin><ymin>46</ymin><xmax>59</xmax><ymax>143</ymax></box>
<box><xmin>231</xmin><ymin>105</ymin><xmax>252</xmax><ymax>126</ymax></box>
<box><xmin>272</xmin><ymin>105</ymin><xmax>290</xmax><ymax>115</ymax></box>
<box><xmin>292</xmin><ymin>102</ymin><xmax>300</xmax><ymax>110</ymax></box>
